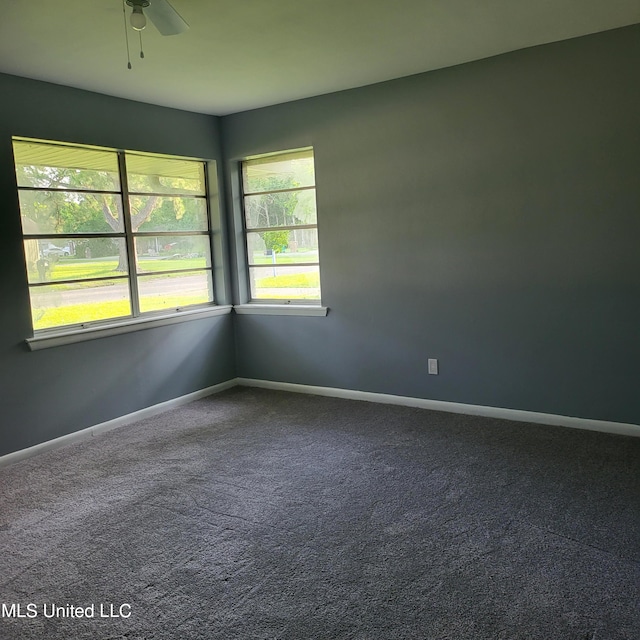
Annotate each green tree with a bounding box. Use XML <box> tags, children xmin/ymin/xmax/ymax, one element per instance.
<box><xmin>246</xmin><ymin>176</ymin><xmax>301</xmax><ymax>229</ymax></box>
<box><xmin>17</xmin><ymin>162</ymin><xmax>163</xmax><ymax>271</ymax></box>
<box><xmin>261</xmin><ymin>229</ymin><xmax>290</xmax><ymax>254</ymax></box>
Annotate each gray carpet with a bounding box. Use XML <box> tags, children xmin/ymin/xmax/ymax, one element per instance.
<box><xmin>1</xmin><ymin>387</ymin><xmax>639</xmax><ymax>640</ymax></box>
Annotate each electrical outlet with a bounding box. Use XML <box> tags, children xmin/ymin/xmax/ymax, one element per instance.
<box><xmin>428</xmin><ymin>358</ymin><xmax>438</xmax><ymax>375</ymax></box>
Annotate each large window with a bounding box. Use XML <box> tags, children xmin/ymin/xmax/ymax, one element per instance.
<box><xmin>13</xmin><ymin>138</ymin><xmax>215</xmax><ymax>332</ymax></box>
<box><xmin>241</xmin><ymin>148</ymin><xmax>321</xmax><ymax>302</ymax></box>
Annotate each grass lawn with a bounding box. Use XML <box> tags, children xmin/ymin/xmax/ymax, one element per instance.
<box><xmin>33</xmin><ymin>292</ymin><xmax>212</xmax><ymax>330</ymax></box>
<box><xmin>257</xmin><ymin>272</ymin><xmax>320</xmax><ymax>288</ymax></box>
<box><xmin>37</xmin><ymin>258</ymin><xmax>121</xmax><ymax>281</ymax></box>
<box><xmin>136</xmin><ymin>257</ymin><xmax>207</xmax><ymax>273</ymax></box>
<box><xmin>33</xmin><ymin>300</ymin><xmax>132</xmax><ymax>330</ymax></box>
<box><xmin>32</xmin><ymin>257</ymin><xmax>207</xmax><ymax>287</ymax></box>
<box><xmin>252</xmin><ymin>252</ymin><xmax>318</xmax><ymax>265</ymax></box>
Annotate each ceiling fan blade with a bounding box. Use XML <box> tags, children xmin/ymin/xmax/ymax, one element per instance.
<box><xmin>146</xmin><ymin>0</ymin><xmax>189</xmax><ymax>36</ymax></box>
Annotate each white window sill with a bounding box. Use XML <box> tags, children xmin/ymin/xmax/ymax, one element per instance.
<box><xmin>26</xmin><ymin>305</ymin><xmax>233</xmax><ymax>351</ymax></box>
<box><xmin>233</xmin><ymin>304</ymin><xmax>328</xmax><ymax>317</ymax></box>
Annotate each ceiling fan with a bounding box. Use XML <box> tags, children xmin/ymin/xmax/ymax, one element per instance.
<box><xmin>125</xmin><ymin>0</ymin><xmax>189</xmax><ymax>36</ymax></box>
<box><xmin>122</xmin><ymin>0</ymin><xmax>188</xmax><ymax>68</ymax></box>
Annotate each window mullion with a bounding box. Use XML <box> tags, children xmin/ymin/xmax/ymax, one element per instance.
<box><xmin>245</xmin><ymin>223</ymin><xmax>317</xmax><ymax>233</ymax></box>
<box><xmin>239</xmin><ymin>168</ymin><xmax>252</xmax><ymax>303</ymax></box>
<box><xmin>202</xmin><ymin>163</ymin><xmax>217</xmax><ymax>304</ymax></box>
<box><xmin>29</xmin><ymin>275</ymin><xmax>129</xmax><ymax>287</ymax></box>
<box><xmin>117</xmin><ymin>152</ymin><xmax>141</xmax><ymax>317</ymax></box>
<box><xmin>243</xmin><ymin>185</ymin><xmax>316</xmax><ymax>197</ymax></box>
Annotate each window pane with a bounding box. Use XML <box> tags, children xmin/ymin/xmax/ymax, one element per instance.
<box><xmin>14</xmin><ymin>138</ymin><xmax>217</xmax><ymax>333</ymax></box>
<box><xmin>135</xmin><ymin>236</ymin><xmax>211</xmax><ymax>272</ymax></box>
<box><xmin>242</xmin><ymin>150</ymin><xmax>314</xmax><ymax>194</ymax></box>
<box><xmin>247</xmin><ymin>229</ymin><xmax>319</xmax><ymax>265</ymax></box>
<box><xmin>19</xmin><ymin>191</ymin><xmax>124</xmax><ymax>234</ymax></box>
<box><xmin>244</xmin><ymin>189</ymin><xmax>317</xmax><ymax>229</ymax></box>
<box><xmin>126</xmin><ymin>154</ymin><xmax>205</xmax><ymax>195</ymax></box>
<box><xmin>138</xmin><ymin>270</ymin><xmax>213</xmax><ymax>313</ymax></box>
<box><xmin>249</xmin><ymin>265</ymin><xmax>321</xmax><ymax>301</ymax></box>
<box><xmin>13</xmin><ymin>140</ymin><xmax>120</xmax><ymax>191</ymax></box>
<box><xmin>30</xmin><ymin>280</ymin><xmax>131</xmax><ymax>331</ymax></box>
<box><xmin>132</xmin><ymin>196</ymin><xmax>208</xmax><ymax>232</ymax></box>
<box><xmin>25</xmin><ymin>238</ymin><xmax>127</xmax><ymax>284</ymax></box>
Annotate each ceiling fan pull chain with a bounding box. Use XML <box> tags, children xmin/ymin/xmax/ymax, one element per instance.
<box><xmin>139</xmin><ymin>31</ymin><xmax>145</xmax><ymax>59</ymax></box>
<box><xmin>122</xmin><ymin>0</ymin><xmax>133</xmax><ymax>69</ymax></box>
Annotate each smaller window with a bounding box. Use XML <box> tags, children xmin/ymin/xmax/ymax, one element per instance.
<box><xmin>241</xmin><ymin>148</ymin><xmax>321</xmax><ymax>302</ymax></box>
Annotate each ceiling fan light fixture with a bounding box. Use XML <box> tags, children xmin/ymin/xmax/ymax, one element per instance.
<box><xmin>121</xmin><ymin>0</ymin><xmax>188</xmax><ymax>68</ymax></box>
<box><xmin>130</xmin><ymin>6</ymin><xmax>147</xmax><ymax>31</ymax></box>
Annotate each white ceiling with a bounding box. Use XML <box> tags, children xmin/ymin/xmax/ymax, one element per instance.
<box><xmin>0</xmin><ymin>1</ymin><xmax>638</xmax><ymax>116</ymax></box>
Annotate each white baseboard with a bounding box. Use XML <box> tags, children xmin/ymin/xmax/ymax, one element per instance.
<box><xmin>237</xmin><ymin>378</ymin><xmax>640</xmax><ymax>438</ymax></box>
<box><xmin>0</xmin><ymin>378</ymin><xmax>239</xmax><ymax>469</ymax></box>
<box><xmin>3</xmin><ymin>376</ymin><xmax>637</xmax><ymax>469</ymax></box>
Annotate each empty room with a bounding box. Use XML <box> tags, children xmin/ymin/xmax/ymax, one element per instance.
<box><xmin>1</xmin><ymin>1</ymin><xmax>639</xmax><ymax>638</ymax></box>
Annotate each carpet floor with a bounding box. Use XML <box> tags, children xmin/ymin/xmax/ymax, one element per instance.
<box><xmin>1</xmin><ymin>387</ymin><xmax>639</xmax><ymax>639</ymax></box>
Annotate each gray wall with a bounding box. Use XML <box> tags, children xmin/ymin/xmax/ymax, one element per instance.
<box><xmin>2</xmin><ymin>25</ymin><xmax>639</xmax><ymax>458</ymax></box>
<box><xmin>223</xmin><ymin>25</ymin><xmax>640</xmax><ymax>425</ymax></box>
<box><xmin>0</xmin><ymin>74</ymin><xmax>235</xmax><ymax>456</ymax></box>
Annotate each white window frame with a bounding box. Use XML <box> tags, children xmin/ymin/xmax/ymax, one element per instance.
<box><xmin>239</xmin><ymin>148</ymin><xmax>324</xmax><ymax>308</ymax></box>
<box><xmin>13</xmin><ymin>137</ymin><xmax>228</xmax><ymax>347</ymax></box>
